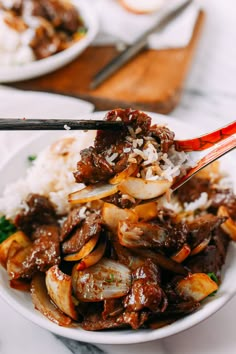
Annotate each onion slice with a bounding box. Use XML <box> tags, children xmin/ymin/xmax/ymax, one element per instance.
<box><xmin>190</xmin><ymin>237</ymin><xmax>211</xmax><ymax>256</ymax></box>
<box><xmin>31</xmin><ymin>272</ymin><xmax>72</xmax><ymax>326</ymax></box>
<box><xmin>68</xmin><ymin>183</ymin><xmax>118</xmax><ymax>204</ymax></box>
<box><xmin>133</xmin><ymin>202</ymin><xmax>158</xmax><ymax>221</ymax></box>
<box><xmin>119</xmin><ymin>177</ymin><xmax>171</xmax><ymax>200</ymax></box>
<box><xmin>102</xmin><ymin>202</ymin><xmax>138</xmax><ymax>233</ymax></box>
<box><xmin>176</xmin><ymin>273</ymin><xmax>218</xmax><ymax>301</ymax></box>
<box><xmin>217</xmin><ymin>206</ymin><xmax>236</xmax><ymax>241</ymax></box>
<box><xmin>64</xmin><ymin>234</ymin><xmax>99</xmax><ymax>262</ymax></box>
<box><xmin>0</xmin><ymin>231</ymin><xmax>31</xmax><ymax>268</ymax></box>
<box><xmin>72</xmin><ymin>258</ymin><xmax>131</xmax><ymax>302</ymax></box>
<box><xmin>171</xmin><ymin>244</ymin><xmax>191</xmax><ymax>263</ymax></box>
<box><xmin>109</xmin><ymin>164</ymin><xmax>138</xmax><ymax>184</ymax></box>
<box><xmin>76</xmin><ymin>237</ymin><xmax>106</xmax><ymax>270</ymax></box>
<box><xmin>45</xmin><ymin>265</ymin><xmax>78</xmax><ymax>320</ymax></box>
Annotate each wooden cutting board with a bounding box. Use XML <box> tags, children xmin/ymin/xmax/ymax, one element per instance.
<box><xmin>11</xmin><ymin>11</ymin><xmax>205</xmax><ymax>114</ymax></box>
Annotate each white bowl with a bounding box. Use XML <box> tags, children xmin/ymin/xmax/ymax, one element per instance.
<box><xmin>0</xmin><ymin>0</ymin><xmax>98</xmax><ymax>83</ymax></box>
<box><xmin>0</xmin><ymin>112</ymin><xmax>236</xmax><ymax>345</ymax></box>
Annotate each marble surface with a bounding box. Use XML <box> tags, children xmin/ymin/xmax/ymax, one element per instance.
<box><xmin>1</xmin><ymin>0</ymin><xmax>236</xmax><ymax>353</ymax></box>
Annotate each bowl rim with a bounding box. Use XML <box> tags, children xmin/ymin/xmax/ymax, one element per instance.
<box><xmin>0</xmin><ymin>111</ymin><xmax>236</xmax><ymax>345</ymax></box>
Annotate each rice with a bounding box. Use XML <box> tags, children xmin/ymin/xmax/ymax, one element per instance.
<box><xmin>0</xmin><ymin>135</ymin><xmax>86</xmax><ymax>219</ymax></box>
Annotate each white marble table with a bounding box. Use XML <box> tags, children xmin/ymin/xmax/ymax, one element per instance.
<box><xmin>1</xmin><ymin>0</ymin><xmax>236</xmax><ymax>353</ymax></box>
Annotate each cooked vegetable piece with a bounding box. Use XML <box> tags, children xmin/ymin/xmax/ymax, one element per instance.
<box><xmin>64</xmin><ymin>234</ymin><xmax>99</xmax><ymax>262</ymax></box>
<box><xmin>31</xmin><ymin>272</ymin><xmax>72</xmax><ymax>326</ymax></box>
<box><xmin>102</xmin><ymin>202</ymin><xmax>138</xmax><ymax>233</ymax></box>
<box><xmin>133</xmin><ymin>202</ymin><xmax>158</xmax><ymax>221</ymax></box>
<box><xmin>191</xmin><ymin>237</ymin><xmax>211</xmax><ymax>256</ymax></box>
<box><xmin>118</xmin><ymin>220</ymin><xmax>168</xmax><ymax>248</ymax></box>
<box><xmin>109</xmin><ymin>163</ymin><xmax>138</xmax><ymax>184</ymax></box>
<box><xmin>76</xmin><ymin>237</ymin><xmax>107</xmax><ymax>270</ymax></box>
<box><xmin>68</xmin><ymin>183</ymin><xmax>118</xmax><ymax>204</ymax></box>
<box><xmin>72</xmin><ymin>258</ymin><xmax>131</xmax><ymax>301</ymax></box>
<box><xmin>171</xmin><ymin>244</ymin><xmax>191</xmax><ymax>263</ymax></box>
<box><xmin>0</xmin><ymin>231</ymin><xmax>31</xmax><ymax>268</ymax></box>
<box><xmin>217</xmin><ymin>206</ymin><xmax>236</xmax><ymax>241</ymax></box>
<box><xmin>0</xmin><ymin>216</ymin><xmax>16</xmax><ymax>243</ymax></box>
<box><xmin>176</xmin><ymin>273</ymin><xmax>218</xmax><ymax>301</ymax></box>
<box><xmin>7</xmin><ymin>244</ymin><xmax>32</xmax><ymax>279</ymax></box>
<box><xmin>45</xmin><ymin>265</ymin><xmax>78</xmax><ymax>320</ymax></box>
<box><xmin>119</xmin><ymin>177</ymin><xmax>171</xmax><ymax>200</ymax></box>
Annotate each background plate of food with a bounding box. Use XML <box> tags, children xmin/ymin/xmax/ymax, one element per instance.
<box><xmin>0</xmin><ymin>0</ymin><xmax>98</xmax><ymax>82</ymax></box>
<box><xmin>0</xmin><ymin>109</ymin><xmax>236</xmax><ymax>344</ymax></box>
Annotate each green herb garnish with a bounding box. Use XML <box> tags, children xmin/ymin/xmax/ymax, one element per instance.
<box><xmin>0</xmin><ymin>216</ymin><xmax>16</xmax><ymax>243</ymax></box>
<box><xmin>28</xmin><ymin>155</ymin><xmax>37</xmax><ymax>162</ymax></box>
<box><xmin>207</xmin><ymin>272</ymin><xmax>219</xmax><ymax>297</ymax></box>
<box><xmin>105</xmin><ymin>273</ymin><xmax>115</xmax><ymax>283</ymax></box>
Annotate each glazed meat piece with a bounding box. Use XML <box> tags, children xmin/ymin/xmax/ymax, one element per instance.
<box><xmin>150</xmin><ymin>125</ymin><xmax>175</xmax><ymax>153</ymax></box>
<box><xmin>187</xmin><ymin>214</ymin><xmax>225</xmax><ymax>248</ymax></box>
<box><xmin>124</xmin><ymin>259</ymin><xmax>167</xmax><ymax>313</ymax></box>
<box><xmin>176</xmin><ymin>177</ymin><xmax>210</xmax><ymax>205</ymax></box>
<box><xmin>210</xmin><ymin>187</ymin><xmax>236</xmax><ymax>219</ymax></box>
<box><xmin>15</xmin><ymin>194</ymin><xmax>58</xmax><ymax>237</ymax></box>
<box><xmin>40</xmin><ymin>0</ymin><xmax>81</xmax><ymax>33</ymax></box>
<box><xmin>10</xmin><ymin>224</ymin><xmax>60</xmax><ymax>279</ymax></box>
<box><xmin>102</xmin><ymin>298</ymin><xmax>124</xmax><ymax>319</ymax></box>
<box><xmin>74</xmin><ymin>109</ymin><xmax>153</xmax><ymax>185</ymax></box>
<box><xmin>74</xmin><ymin>147</ymin><xmax>114</xmax><ymax>185</ymax></box>
<box><xmin>94</xmin><ymin>108</ymin><xmax>152</xmax><ymax>152</ymax></box>
<box><xmin>60</xmin><ymin>207</ymin><xmax>85</xmax><ymax>242</ymax></box>
<box><xmin>186</xmin><ymin>225</ymin><xmax>229</xmax><ymax>277</ymax></box>
<box><xmin>62</xmin><ymin>213</ymin><xmax>102</xmax><ymax>254</ymax></box>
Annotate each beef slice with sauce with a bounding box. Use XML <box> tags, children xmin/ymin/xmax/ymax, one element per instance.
<box><xmin>62</xmin><ymin>213</ymin><xmax>102</xmax><ymax>254</ymax></box>
<box><xmin>15</xmin><ymin>194</ymin><xmax>58</xmax><ymax>237</ymax></box>
<box><xmin>124</xmin><ymin>259</ymin><xmax>168</xmax><ymax>313</ymax></box>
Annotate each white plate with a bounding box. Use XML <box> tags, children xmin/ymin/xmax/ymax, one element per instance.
<box><xmin>0</xmin><ymin>111</ymin><xmax>236</xmax><ymax>345</ymax></box>
<box><xmin>0</xmin><ymin>0</ymin><xmax>98</xmax><ymax>83</ymax></box>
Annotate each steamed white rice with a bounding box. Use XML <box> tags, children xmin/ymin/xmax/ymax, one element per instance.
<box><xmin>0</xmin><ymin>135</ymin><xmax>85</xmax><ymax>219</ymax></box>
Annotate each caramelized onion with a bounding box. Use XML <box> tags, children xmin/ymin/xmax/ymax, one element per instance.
<box><xmin>72</xmin><ymin>258</ymin><xmax>131</xmax><ymax>302</ymax></box>
<box><xmin>102</xmin><ymin>202</ymin><xmax>138</xmax><ymax>233</ymax></box>
<box><xmin>76</xmin><ymin>237</ymin><xmax>106</xmax><ymax>270</ymax></box>
<box><xmin>0</xmin><ymin>231</ymin><xmax>31</xmax><ymax>268</ymax></box>
<box><xmin>31</xmin><ymin>272</ymin><xmax>72</xmax><ymax>326</ymax></box>
<box><xmin>64</xmin><ymin>234</ymin><xmax>99</xmax><ymax>262</ymax></box>
<box><xmin>46</xmin><ymin>266</ymin><xmax>78</xmax><ymax>320</ymax></box>
<box><xmin>171</xmin><ymin>244</ymin><xmax>191</xmax><ymax>263</ymax></box>
<box><xmin>217</xmin><ymin>205</ymin><xmax>236</xmax><ymax>241</ymax></box>
<box><xmin>119</xmin><ymin>177</ymin><xmax>171</xmax><ymax>200</ymax></box>
<box><xmin>176</xmin><ymin>273</ymin><xmax>218</xmax><ymax>301</ymax></box>
<box><xmin>68</xmin><ymin>183</ymin><xmax>118</xmax><ymax>204</ymax></box>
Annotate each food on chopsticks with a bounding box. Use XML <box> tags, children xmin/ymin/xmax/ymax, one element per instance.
<box><xmin>0</xmin><ymin>0</ymin><xmax>86</xmax><ymax>66</ymax></box>
<box><xmin>0</xmin><ymin>108</ymin><xmax>236</xmax><ymax>331</ymax></box>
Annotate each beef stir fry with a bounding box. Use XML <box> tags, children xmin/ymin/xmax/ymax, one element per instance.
<box><xmin>0</xmin><ymin>109</ymin><xmax>236</xmax><ymax>331</ymax></box>
<box><xmin>0</xmin><ymin>0</ymin><xmax>85</xmax><ymax>61</ymax></box>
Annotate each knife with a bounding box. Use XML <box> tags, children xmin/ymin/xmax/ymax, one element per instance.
<box><xmin>90</xmin><ymin>0</ymin><xmax>193</xmax><ymax>89</ymax></box>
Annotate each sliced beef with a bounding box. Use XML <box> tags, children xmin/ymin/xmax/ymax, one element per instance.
<box><xmin>185</xmin><ymin>245</ymin><xmax>221</xmax><ymax>276</ymax></box>
<box><xmin>10</xmin><ymin>224</ymin><xmax>60</xmax><ymax>279</ymax></box>
<box><xmin>187</xmin><ymin>214</ymin><xmax>225</xmax><ymax>248</ymax></box>
<box><xmin>150</xmin><ymin>125</ymin><xmax>175</xmax><ymax>153</ymax></box>
<box><xmin>176</xmin><ymin>177</ymin><xmax>210</xmax><ymax>205</ymax></box>
<box><xmin>74</xmin><ymin>147</ymin><xmax>114</xmax><ymax>184</ymax></box>
<box><xmin>60</xmin><ymin>207</ymin><xmax>84</xmax><ymax>242</ymax></box>
<box><xmin>124</xmin><ymin>260</ymin><xmax>167</xmax><ymax>313</ymax></box>
<box><xmin>118</xmin><ymin>310</ymin><xmax>149</xmax><ymax>330</ymax></box>
<box><xmin>210</xmin><ymin>187</ymin><xmax>236</xmax><ymax>219</ymax></box>
<box><xmin>165</xmin><ymin>301</ymin><xmax>200</xmax><ymax>315</ymax></box>
<box><xmin>102</xmin><ymin>298</ymin><xmax>124</xmax><ymax>319</ymax></box>
<box><xmin>40</xmin><ymin>0</ymin><xmax>81</xmax><ymax>33</ymax></box>
<box><xmin>15</xmin><ymin>194</ymin><xmax>58</xmax><ymax>237</ymax></box>
<box><xmin>62</xmin><ymin>213</ymin><xmax>102</xmax><ymax>254</ymax></box>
